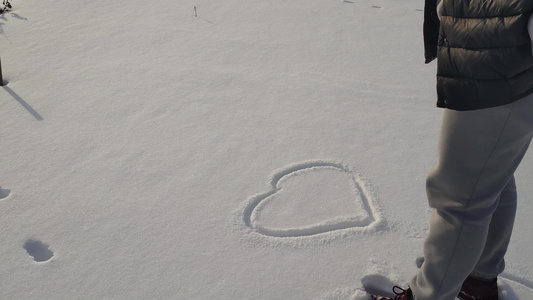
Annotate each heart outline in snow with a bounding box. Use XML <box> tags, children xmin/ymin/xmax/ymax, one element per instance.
<box><xmin>236</xmin><ymin>160</ymin><xmax>384</xmax><ymax>241</ymax></box>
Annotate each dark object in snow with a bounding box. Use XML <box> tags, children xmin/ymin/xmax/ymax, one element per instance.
<box><xmin>0</xmin><ymin>186</ymin><xmax>9</xmax><ymax>199</ymax></box>
<box><xmin>23</xmin><ymin>239</ymin><xmax>54</xmax><ymax>262</ymax></box>
<box><xmin>1</xmin><ymin>0</ymin><xmax>12</xmax><ymax>14</ymax></box>
<box><xmin>0</xmin><ymin>56</ymin><xmax>3</xmax><ymax>87</ymax></box>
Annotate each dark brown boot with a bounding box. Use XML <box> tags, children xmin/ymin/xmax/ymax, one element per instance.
<box><xmin>457</xmin><ymin>276</ymin><xmax>498</xmax><ymax>300</ymax></box>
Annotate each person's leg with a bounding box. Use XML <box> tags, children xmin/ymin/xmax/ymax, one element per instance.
<box><xmin>470</xmin><ymin>176</ymin><xmax>517</xmax><ymax>281</ymax></box>
<box><xmin>409</xmin><ymin>94</ymin><xmax>533</xmax><ymax>300</ymax></box>
<box><xmin>455</xmin><ymin>177</ymin><xmax>517</xmax><ymax>300</ymax></box>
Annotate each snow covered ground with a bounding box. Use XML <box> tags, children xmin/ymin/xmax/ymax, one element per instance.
<box><xmin>1</xmin><ymin>0</ymin><xmax>533</xmax><ymax>299</ymax></box>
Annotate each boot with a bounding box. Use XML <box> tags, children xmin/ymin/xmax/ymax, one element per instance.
<box><xmin>370</xmin><ymin>286</ymin><xmax>414</xmax><ymax>300</ymax></box>
<box><xmin>457</xmin><ymin>276</ymin><xmax>498</xmax><ymax>300</ymax></box>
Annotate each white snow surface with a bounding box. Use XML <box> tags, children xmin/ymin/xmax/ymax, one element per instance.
<box><xmin>1</xmin><ymin>0</ymin><xmax>533</xmax><ymax>299</ymax></box>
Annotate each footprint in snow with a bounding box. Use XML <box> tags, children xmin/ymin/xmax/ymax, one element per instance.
<box><xmin>0</xmin><ymin>187</ymin><xmax>10</xmax><ymax>200</ymax></box>
<box><xmin>235</xmin><ymin>160</ymin><xmax>385</xmax><ymax>244</ymax></box>
<box><xmin>23</xmin><ymin>239</ymin><xmax>54</xmax><ymax>263</ymax></box>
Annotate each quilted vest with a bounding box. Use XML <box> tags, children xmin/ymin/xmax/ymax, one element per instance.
<box><xmin>426</xmin><ymin>0</ymin><xmax>533</xmax><ymax>111</ymax></box>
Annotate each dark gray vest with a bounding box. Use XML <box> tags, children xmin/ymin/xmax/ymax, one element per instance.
<box><xmin>425</xmin><ymin>0</ymin><xmax>533</xmax><ymax>110</ymax></box>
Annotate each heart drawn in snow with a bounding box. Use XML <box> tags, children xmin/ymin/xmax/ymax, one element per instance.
<box><xmin>240</xmin><ymin>161</ymin><xmax>382</xmax><ymax>238</ymax></box>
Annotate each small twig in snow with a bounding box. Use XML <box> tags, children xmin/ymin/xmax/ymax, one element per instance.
<box><xmin>0</xmin><ymin>0</ymin><xmax>12</xmax><ymax>14</ymax></box>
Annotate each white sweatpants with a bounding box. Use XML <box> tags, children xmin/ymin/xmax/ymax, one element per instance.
<box><xmin>409</xmin><ymin>93</ymin><xmax>533</xmax><ymax>300</ymax></box>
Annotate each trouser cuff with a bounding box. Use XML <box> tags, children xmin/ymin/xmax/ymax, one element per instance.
<box><xmin>469</xmin><ymin>270</ymin><xmax>498</xmax><ymax>282</ymax></box>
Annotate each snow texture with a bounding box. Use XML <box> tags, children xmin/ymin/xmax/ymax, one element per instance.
<box><xmin>1</xmin><ymin>0</ymin><xmax>533</xmax><ymax>299</ymax></box>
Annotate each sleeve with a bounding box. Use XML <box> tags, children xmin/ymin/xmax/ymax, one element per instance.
<box><xmin>423</xmin><ymin>0</ymin><xmax>440</xmax><ymax>63</ymax></box>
